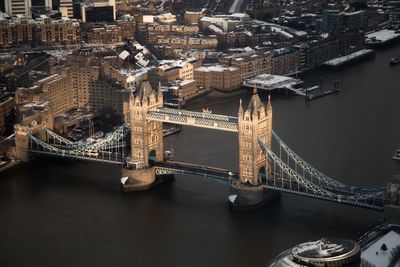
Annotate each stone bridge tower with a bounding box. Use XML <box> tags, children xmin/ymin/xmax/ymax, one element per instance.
<box><xmin>129</xmin><ymin>81</ymin><xmax>164</xmax><ymax>166</ymax></box>
<box><xmin>237</xmin><ymin>88</ymin><xmax>272</xmax><ymax>185</ymax></box>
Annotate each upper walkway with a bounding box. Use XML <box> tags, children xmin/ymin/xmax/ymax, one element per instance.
<box><xmin>147</xmin><ymin>108</ymin><xmax>239</xmax><ymax>132</ymax></box>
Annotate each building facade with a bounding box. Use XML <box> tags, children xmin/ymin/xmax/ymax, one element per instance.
<box><xmin>194</xmin><ymin>65</ymin><xmax>241</xmax><ymax>92</ymax></box>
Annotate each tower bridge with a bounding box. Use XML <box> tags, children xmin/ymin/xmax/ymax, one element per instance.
<box><xmin>14</xmin><ymin>81</ymin><xmax>399</xmax><ymax>213</ymax></box>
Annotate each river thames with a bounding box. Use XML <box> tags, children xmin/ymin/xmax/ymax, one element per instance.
<box><xmin>1</xmin><ymin>44</ymin><xmax>400</xmax><ymax>267</ymax></box>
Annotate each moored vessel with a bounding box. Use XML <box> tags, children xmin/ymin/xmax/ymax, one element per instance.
<box><xmin>390</xmin><ymin>56</ymin><xmax>400</xmax><ymax>65</ymax></box>
<box><xmin>392</xmin><ymin>149</ymin><xmax>400</xmax><ymax>160</ymax></box>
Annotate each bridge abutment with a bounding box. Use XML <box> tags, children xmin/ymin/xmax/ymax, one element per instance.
<box><xmin>228</xmin><ymin>180</ymin><xmax>281</xmax><ymax>211</ymax></box>
<box><xmin>121</xmin><ymin>166</ymin><xmax>174</xmax><ymax>192</ymax></box>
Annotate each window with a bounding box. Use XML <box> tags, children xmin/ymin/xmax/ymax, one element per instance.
<box><xmin>243</xmin><ymin>154</ymin><xmax>252</xmax><ymax>161</ymax></box>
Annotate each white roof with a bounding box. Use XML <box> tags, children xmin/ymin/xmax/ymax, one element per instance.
<box><xmin>195</xmin><ymin>65</ymin><xmax>238</xmax><ymax>72</ymax></box>
<box><xmin>119</xmin><ymin>50</ymin><xmax>130</xmax><ymax>60</ymax></box>
<box><xmin>361</xmin><ymin>230</ymin><xmax>400</xmax><ymax>267</ymax></box>
<box><xmin>366</xmin><ymin>29</ymin><xmax>400</xmax><ymax>42</ymax></box>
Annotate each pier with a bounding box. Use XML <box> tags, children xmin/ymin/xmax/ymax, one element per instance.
<box><xmin>366</xmin><ymin>29</ymin><xmax>400</xmax><ymax>47</ymax></box>
<box><xmin>323</xmin><ymin>49</ymin><xmax>375</xmax><ymax>68</ymax></box>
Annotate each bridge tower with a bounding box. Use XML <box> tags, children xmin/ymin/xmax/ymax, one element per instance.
<box><xmin>238</xmin><ymin>88</ymin><xmax>272</xmax><ymax>185</ymax></box>
<box><xmin>121</xmin><ymin>81</ymin><xmax>170</xmax><ymax>191</ymax></box>
<box><xmin>129</xmin><ymin>81</ymin><xmax>164</xmax><ymax>166</ymax></box>
<box><xmin>385</xmin><ymin>177</ymin><xmax>400</xmax><ymax>223</ymax></box>
<box><xmin>230</xmin><ymin>88</ymin><xmax>278</xmax><ymax>210</ymax></box>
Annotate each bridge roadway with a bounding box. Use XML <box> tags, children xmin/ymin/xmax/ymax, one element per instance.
<box><xmin>152</xmin><ymin>160</ymin><xmax>237</xmax><ymax>182</ymax></box>
<box><xmin>265</xmin><ymin>177</ymin><xmax>385</xmax><ymax>211</ymax></box>
<box><xmin>29</xmin><ymin>149</ymin><xmax>125</xmax><ymax>165</ymax></box>
<box><xmin>147</xmin><ymin>108</ymin><xmax>239</xmax><ymax>132</ymax></box>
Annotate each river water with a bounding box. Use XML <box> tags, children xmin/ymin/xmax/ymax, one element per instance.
<box><xmin>1</xmin><ymin>45</ymin><xmax>400</xmax><ymax>267</ymax></box>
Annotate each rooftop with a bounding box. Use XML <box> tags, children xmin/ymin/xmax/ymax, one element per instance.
<box><xmin>361</xmin><ymin>230</ymin><xmax>400</xmax><ymax>267</ymax></box>
<box><xmin>195</xmin><ymin>65</ymin><xmax>238</xmax><ymax>72</ymax></box>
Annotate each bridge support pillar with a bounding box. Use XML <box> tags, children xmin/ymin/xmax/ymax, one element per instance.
<box><xmin>384</xmin><ymin>178</ymin><xmax>400</xmax><ymax>223</ymax></box>
<box><xmin>228</xmin><ymin>180</ymin><xmax>280</xmax><ymax>211</ymax></box>
<box><xmin>121</xmin><ymin>166</ymin><xmax>174</xmax><ymax>192</ymax></box>
<box><xmin>14</xmin><ymin>124</ymin><xmax>30</xmax><ymax>162</ymax></box>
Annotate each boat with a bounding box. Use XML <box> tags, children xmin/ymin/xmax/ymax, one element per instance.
<box><xmin>162</xmin><ymin>125</ymin><xmax>181</xmax><ymax>137</ymax></box>
<box><xmin>392</xmin><ymin>149</ymin><xmax>400</xmax><ymax>160</ymax></box>
<box><xmin>390</xmin><ymin>56</ymin><xmax>400</xmax><ymax>65</ymax></box>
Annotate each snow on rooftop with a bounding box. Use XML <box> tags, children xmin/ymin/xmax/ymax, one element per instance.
<box><xmin>270</xmin><ymin>26</ymin><xmax>294</xmax><ymax>39</ymax></box>
<box><xmin>208</xmin><ymin>24</ymin><xmax>223</xmax><ymax>33</ymax></box>
<box><xmin>178</xmin><ymin>79</ymin><xmax>195</xmax><ymax>86</ymax></box>
<box><xmin>119</xmin><ymin>50</ymin><xmax>130</xmax><ymax>60</ymax></box>
<box><xmin>366</xmin><ymin>29</ymin><xmax>400</xmax><ymax>43</ymax></box>
<box><xmin>245</xmin><ymin>74</ymin><xmax>301</xmax><ymax>89</ymax></box>
<box><xmin>361</xmin><ymin>230</ymin><xmax>400</xmax><ymax>267</ymax></box>
<box><xmin>136</xmin><ymin>59</ymin><xmax>149</xmax><ymax>67</ymax></box>
<box><xmin>195</xmin><ymin>65</ymin><xmax>238</xmax><ymax>72</ymax></box>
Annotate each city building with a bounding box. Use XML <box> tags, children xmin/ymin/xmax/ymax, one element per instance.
<box><xmin>16</xmin><ymin>52</ymin><xmax>130</xmax><ymax>127</ymax></box>
<box><xmin>322</xmin><ymin>10</ymin><xmax>367</xmax><ymax>32</ymax></box>
<box><xmin>161</xmin><ymin>79</ymin><xmax>197</xmax><ymax>101</ymax></box>
<box><xmin>154</xmin><ymin>12</ymin><xmax>176</xmax><ymax>24</ymax></box>
<box><xmin>35</xmin><ymin>17</ymin><xmax>80</xmax><ymax>46</ymax></box>
<box><xmin>194</xmin><ymin>65</ymin><xmax>241</xmax><ymax>92</ymax></box>
<box><xmin>0</xmin><ymin>93</ymin><xmax>14</xmax><ymax>136</ymax></box>
<box><xmin>184</xmin><ymin>10</ymin><xmax>204</xmax><ymax>25</ymax></box>
<box><xmin>59</xmin><ymin>0</ymin><xmax>73</xmax><ymax>17</ymax></box>
<box><xmin>0</xmin><ymin>16</ymin><xmax>80</xmax><ymax>48</ymax></box>
<box><xmin>84</xmin><ymin>17</ymin><xmax>135</xmax><ymax>44</ymax></box>
<box><xmin>155</xmin><ymin>36</ymin><xmax>218</xmax><ymax>49</ymax></box>
<box><xmin>81</xmin><ymin>0</ymin><xmax>116</xmax><ymax>22</ymax></box>
<box><xmin>4</xmin><ymin>0</ymin><xmax>52</xmax><ymax>16</ymax></box>
<box><xmin>268</xmin><ymin>238</ymin><xmax>361</xmax><ymax>266</ymax></box>
<box><xmin>226</xmin><ymin>52</ymin><xmax>272</xmax><ymax>81</ymax></box>
<box><xmin>148</xmin><ymin>58</ymin><xmax>201</xmax><ymax>88</ymax></box>
<box><xmin>389</xmin><ymin>8</ymin><xmax>400</xmax><ymax>29</ymax></box>
<box><xmin>0</xmin><ymin>16</ymin><xmax>36</xmax><ymax>48</ymax></box>
<box><xmin>270</xmin><ymin>47</ymin><xmax>300</xmax><ymax>75</ymax></box>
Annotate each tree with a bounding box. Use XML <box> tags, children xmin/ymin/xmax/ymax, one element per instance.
<box><xmin>381</xmin><ymin>243</ymin><xmax>388</xmax><ymax>253</ymax></box>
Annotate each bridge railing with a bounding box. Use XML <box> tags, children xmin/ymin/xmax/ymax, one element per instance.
<box><xmin>258</xmin><ymin>137</ymin><xmax>386</xmax><ymax>209</ymax></box>
<box><xmin>271</xmin><ymin>131</ymin><xmax>386</xmax><ymax>195</ymax></box>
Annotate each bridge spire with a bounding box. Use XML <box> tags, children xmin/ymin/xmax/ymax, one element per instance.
<box><xmin>238</xmin><ymin>98</ymin><xmax>243</xmax><ymax>116</ymax></box>
<box><xmin>253</xmin><ymin>84</ymin><xmax>257</xmax><ymax>95</ymax></box>
<box><xmin>267</xmin><ymin>94</ymin><xmax>272</xmax><ymax>113</ymax></box>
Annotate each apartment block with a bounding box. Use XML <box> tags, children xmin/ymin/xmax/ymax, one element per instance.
<box><xmin>0</xmin><ymin>95</ymin><xmax>15</xmax><ymax>136</ymax></box>
<box><xmin>194</xmin><ymin>65</ymin><xmax>241</xmax><ymax>92</ymax></box>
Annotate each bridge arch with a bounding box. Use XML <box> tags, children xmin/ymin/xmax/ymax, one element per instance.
<box><xmin>149</xmin><ymin>149</ymin><xmax>157</xmax><ymax>162</ymax></box>
<box><xmin>259</xmin><ymin>166</ymin><xmax>267</xmax><ymax>185</ymax></box>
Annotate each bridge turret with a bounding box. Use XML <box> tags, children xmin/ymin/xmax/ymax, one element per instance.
<box><xmin>238</xmin><ymin>99</ymin><xmax>243</xmax><ymax>117</ymax></box>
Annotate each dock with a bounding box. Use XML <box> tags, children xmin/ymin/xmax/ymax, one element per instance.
<box><xmin>305</xmin><ymin>86</ymin><xmax>340</xmax><ymax>101</ymax></box>
<box><xmin>323</xmin><ymin>49</ymin><xmax>375</xmax><ymax>68</ymax></box>
<box><xmin>243</xmin><ymin>74</ymin><xmax>304</xmax><ymax>95</ymax></box>
<box><xmin>366</xmin><ymin>29</ymin><xmax>400</xmax><ymax>47</ymax></box>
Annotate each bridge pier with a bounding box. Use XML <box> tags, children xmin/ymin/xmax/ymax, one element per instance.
<box><xmin>384</xmin><ymin>178</ymin><xmax>400</xmax><ymax>223</ymax></box>
<box><xmin>121</xmin><ymin>166</ymin><xmax>174</xmax><ymax>192</ymax></box>
<box><xmin>228</xmin><ymin>180</ymin><xmax>281</xmax><ymax>211</ymax></box>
